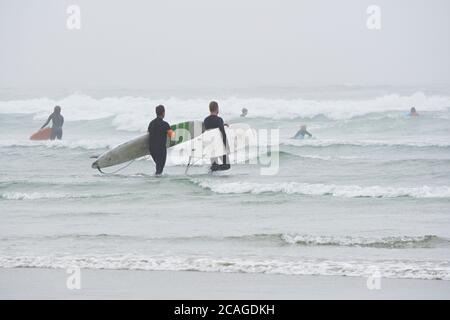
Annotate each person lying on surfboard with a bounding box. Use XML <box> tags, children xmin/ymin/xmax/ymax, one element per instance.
<box><xmin>204</xmin><ymin>101</ymin><xmax>231</xmax><ymax>172</ymax></box>
<box><xmin>41</xmin><ymin>106</ymin><xmax>64</xmax><ymax>140</ymax></box>
<box><xmin>293</xmin><ymin>125</ymin><xmax>312</xmax><ymax>139</ymax></box>
<box><xmin>148</xmin><ymin>105</ymin><xmax>175</xmax><ymax>176</ymax></box>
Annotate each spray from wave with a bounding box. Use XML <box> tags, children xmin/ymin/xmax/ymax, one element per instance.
<box><xmin>0</xmin><ymin>92</ymin><xmax>449</xmax><ymax>131</ymax></box>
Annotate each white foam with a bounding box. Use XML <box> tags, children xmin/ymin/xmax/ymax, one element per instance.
<box><xmin>0</xmin><ymin>139</ymin><xmax>120</xmax><ymax>150</ymax></box>
<box><xmin>1</xmin><ymin>92</ymin><xmax>449</xmax><ymax>131</ymax></box>
<box><xmin>280</xmin><ymin>234</ymin><xmax>440</xmax><ymax>247</ymax></box>
<box><xmin>283</xmin><ymin>138</ymin><xmax>450</xmax><ymax>148</ymax></box>
<box><xmin>193</xmin><ymin>180</ymin><xmax>450</xmax><ymax>198</ymax></box>
<box><xmin>0</xmin><ymin>255</ymin><xmax>448</xmax><ymax>280</ymax></box>
<box><xmin>0</xmin><ymin>192</ymin><xmax>127</xmax><ymax>200</ymax></box>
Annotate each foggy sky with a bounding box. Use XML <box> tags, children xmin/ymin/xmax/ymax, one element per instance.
<box><xmin>1</xmin><ymin>0</ymin><xmax>449</xmax><ymax>90</ymax></box>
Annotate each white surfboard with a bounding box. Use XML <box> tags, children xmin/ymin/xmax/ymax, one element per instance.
<box><xmin>168</xmin><ymin>123</ymin><xmax>257</xmax><ymax>164</ymax></box>
<box><xmin>92</xmin><ymin>121</ymin><xmax>204</xmax><ymax>170</ymax></box>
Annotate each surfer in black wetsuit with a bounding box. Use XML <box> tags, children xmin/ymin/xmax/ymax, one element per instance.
<box><xmin>294</xmin><ymin>125</ymin><xmax>312</xmax><ymax>139</ymax></box>
<box><xmin>204</xmin><ymin>101</ymin><xmax>230</xmax><ymax>171</ymax></box>
<box><xmin>409</xmin><ymin>107</ymin><xmax>419</xmax><ymax>117</ymax></box>
<box><xmin>148</xmin><ymin>105</ymin><xmax>174</xmax><ymax>176</ymax></box>
<box><xmin>41</xmin><ymin>106</ymin><xmax>64</xmax><ymax>140</ymax></box>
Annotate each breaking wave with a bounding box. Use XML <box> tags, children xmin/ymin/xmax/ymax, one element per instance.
<box><xmin>2</xmin><ymin>233</ymin><xmax>444</xmax><ymax>249</ymax></box>
<box><xmin>0</xmin><ymin>255</ymin><xmax>448</xmax><ymax>280</ymax></box>
<box><xmin>1</xmin><ymin>92</ymin><xmax>449</xmax><ymax>131</ymax></box>
<box><xmin>278</xmin><ymin>234</ymin><xmax>445</xmax><ymax>248</ymax></box>
<box><xmin>282</xmin><ymin>139</ymin><xmax>450</xmax><ymax>149</ymax></box>
<box><xmin>193</xmin><ymin>180</ymin><xmax>450</xmax><ymax>198</ymax></box>
<box><xmin>0</xmin><ymin>191</ymin><xmax>131</xmax><ymax>200</ymax></box>
<box><xmin>0</xmin><ymin>139</ymin><xmax>120</xmax><ymax>150</ymax></box>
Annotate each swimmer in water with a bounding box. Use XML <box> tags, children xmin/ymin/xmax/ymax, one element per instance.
<box><xmin>294</xmin><ymin>125</ymin><xmax>312</xmax><ymax>139</ymax></box>
<box><xmin>41</xmin><ymin>106</ymin><xmax>64</xmax><ymax>140</ymax></box>
<box><xmin>240</xmin><ymin>108</ymin><xmax>248</xmax><ymax>117</ymax></box>
<box><xmin>409</xmin><ymin>107</ymin><xmax>419</xmax><ymax>116</ymax></box>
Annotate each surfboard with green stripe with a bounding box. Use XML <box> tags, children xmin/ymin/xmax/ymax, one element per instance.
<box><xmin>167</xmin><ymin>121</ymin><xmax>204</xmax><ymax>148</ymax></box>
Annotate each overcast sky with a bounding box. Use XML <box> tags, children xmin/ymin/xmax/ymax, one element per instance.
<box><xmin>0</xmin><ymin>0</ymin><xmax>449</xmax><ymax>90</ymax></box>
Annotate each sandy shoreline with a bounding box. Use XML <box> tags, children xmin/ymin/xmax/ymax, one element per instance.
<box><xmin>0</xmin><ymin>268</ymin><xmax>449</xmax><ymax>300</ymax></box>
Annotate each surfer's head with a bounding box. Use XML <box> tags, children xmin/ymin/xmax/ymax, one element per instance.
<box><xmin>209</xmin><ymin>101</ymin><xmax>219</xmax><ymax>115</ymax></box>
<box><xmin>54</xmin><ymin>106</ymin><xmax>61</xmax><ymax>114</ymax></box>
<box><xmin>241</xmin><ymin>108</ymin><xmax>248</xmax><ymax>117</ymax></box>
<box><xmin>155</xmin><ymin>105</ymin><xmax>165</xmax><ymax>118</ymax></box>
<box><xmin>410</xmin><ymin>107</ymin><xmax>416</xmax><ymax>113</ymax></box>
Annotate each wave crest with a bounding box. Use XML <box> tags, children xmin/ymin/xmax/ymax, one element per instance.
<box><xmin>279</xmin><ymin>234</ymin><xmax>443</xmax><ymax>248</ymax></box>
<box><xmin>0</xmin><ymin>192</ymin><xmax>130</xmax><ymax>200</ymax></box>
<box><xmin>193</xmin><ymin>180</ymin><xmax>450</xmax><ymax>198</ymax></box>
<box><xmin>1</xmin><ymin>92</ymin><xmax>449</xmax><ymax>131</ymax></box>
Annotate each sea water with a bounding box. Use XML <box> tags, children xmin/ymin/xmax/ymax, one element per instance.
<box><xmin>0</xmin><ymin>86</ymin><xmax>449</xmax><ymax>280</ymax></box>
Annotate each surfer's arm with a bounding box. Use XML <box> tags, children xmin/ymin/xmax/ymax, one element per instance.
<box><xmin>218</xmin><ymin>119</ymin><xmax>228</xmax><ymax>145</ymax></box>
<box><xmin>306</xmin><ymin>130</ymin><xmax>312</xmax><ymax>137</ymax></box>
<box><xmin>167</xmin><ymin>129</ymin><xmax>175</xmax><ymax>138</ymax></box>
<box><xmin>163</xmin><ymin>122</ymin><xmax>175</xmax><ymax>138</ymax></box>
<box><xmin>41</xmin><ymin>115</ymin><xmax>52</xmax><ymax>129</ymax></box>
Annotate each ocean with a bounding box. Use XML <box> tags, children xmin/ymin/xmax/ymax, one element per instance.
<box><xmin>1</xmin><ymin>86</ymin><xmax>450</xmax><ymax>280</ymax></box>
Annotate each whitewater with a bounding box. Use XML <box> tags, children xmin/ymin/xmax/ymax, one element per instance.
<box><xmin>1</xmin><ymin>87</ymin><xmax>450</xmax><ymax>280</ymax></box>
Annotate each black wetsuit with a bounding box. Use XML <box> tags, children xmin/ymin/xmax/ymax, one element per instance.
<box><xmin>148</xmin><ymin>117</ymin><xmax>171</xmax><ymax>175</ymax></box>
<box><xmin>203</xmin><ymin>114</ymin><xmax>230</xmax><ymax>170</ymax></box>
<box><xmin>42</xmin><ymin>113</ymin><xmax>64</xmax><ymax>140</ymax></box>
<box><xmin>294</xmin><ymin>129</ymin><xmax>312</xmax><ymax>139</ymax></box>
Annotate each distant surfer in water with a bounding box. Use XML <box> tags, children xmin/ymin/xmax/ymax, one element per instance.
<box><xmin>41</xmin><ymin>106</ymin><xmax>64</xmax><ymax>140</ymax></box>
<box><xmin>293</xmin><ymin>125</ymin><xmax>312</xmax><ymax>139</ymax></box>
<box><xmin>148</xmin><ymin>105</ymin><xmax>174</xmax><ymax>176</ymax></box>
<box><xmin>240</xmin><ymin>108</ymin><xmax>248</xmax><ymax>117</ymax></box>
<box><xmin>409</xmin><ymin>107</ymin><xmax>419</xmax><ymax>116</ymax></box>
<box><xmin>204</xmin><ymin>101</ymin><xmax>231</xmax><ymax>171</ymax></box>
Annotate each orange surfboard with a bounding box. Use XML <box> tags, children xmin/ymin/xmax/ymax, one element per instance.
<box><xmin>30</xmin><ymin>128</ymin><xmax>52</xmax><ymax>140</ymax></box>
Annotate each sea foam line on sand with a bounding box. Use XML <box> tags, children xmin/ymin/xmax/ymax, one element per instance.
<box><xmin>0</xmin><ymin>255</ymin><xmax>449</xmax><ymax>280</ymax></box>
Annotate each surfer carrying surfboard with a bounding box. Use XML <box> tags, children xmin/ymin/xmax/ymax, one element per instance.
<box><xmin>41</xmin><ymin>106</ymin><xmax>64</xmax><ymax>140</ymax></box>
<box><xmin>148</xmin><ymin>105</ymin><xmax>174</xmax><ymax>175</ymax></box>
<box><xmin>204</xmin><ymin>101</ymin><xmax>231</xmax><ymax>171</ymax></box>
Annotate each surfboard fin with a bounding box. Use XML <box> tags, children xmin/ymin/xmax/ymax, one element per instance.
<box><xmin>185</xmin><ymin>156</ymin><xmax>193</xmax><ymax>175</ymax></box>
